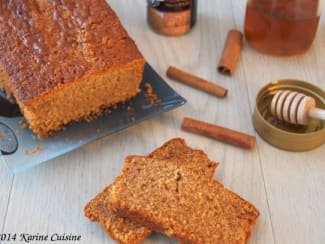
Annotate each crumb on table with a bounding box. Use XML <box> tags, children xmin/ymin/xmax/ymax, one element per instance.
<box><xmin>19</xmin><ymin>120</ymin><xmax>28</xmax><ymax>129</ymax></box>
<box><xmin>25</xmin><ymin>145</ymin><xmax>44</xmax><ymax>155</ymax></box>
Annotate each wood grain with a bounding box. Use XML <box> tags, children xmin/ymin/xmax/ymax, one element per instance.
<box><xmin>0</xmin><ymin>1</ymin><xmax>324</xmax><ymax>244</ymax></box>
<box><xmin>0</xmin><ymin>162</ymin><xmax>14</xmax><ymax>233</ymax></box>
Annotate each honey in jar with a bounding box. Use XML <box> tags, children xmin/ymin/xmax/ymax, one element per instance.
<box><xmin>244</xmin><ymin>0</ymin><xmax>320</xmax><ymax>56</ymax></box>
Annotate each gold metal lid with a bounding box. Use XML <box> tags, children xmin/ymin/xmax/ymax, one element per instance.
<box><xmin>253</xmin><ymin>79</ymin><xmax>325</xmax><ymax>151</ymax></box>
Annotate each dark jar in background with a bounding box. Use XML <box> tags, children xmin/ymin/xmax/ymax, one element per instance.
<box><xmin>147</xmin><ymin>0</ymin><xmax>197</xmax><ymax>36</ymax></box>
<box><xmin>244</xmin><ymin>0</ymin><xmax>321</xmax><ymax>56</ymax></box>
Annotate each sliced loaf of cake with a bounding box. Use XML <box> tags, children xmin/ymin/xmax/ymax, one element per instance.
<box><xmin>108</xmin><ymin>156</ymin><xmax>259</xmax><ymax>244</ymax></box>
<box><xmin>84</xmin><ymin>138</ymin><xmax>218</xmax><ymax>243</ymax></box>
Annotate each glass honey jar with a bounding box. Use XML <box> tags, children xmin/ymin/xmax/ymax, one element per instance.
<box><xmin>244</xmin><ymin>0</ymin><xmax>321</xmax><ymax>56</ymax></box>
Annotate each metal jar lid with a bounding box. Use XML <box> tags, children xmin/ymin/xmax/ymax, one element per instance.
<box><xmin>253</xmin><ymin>79</ymin><xmax>325</xmax><ymax>151</ymax></box>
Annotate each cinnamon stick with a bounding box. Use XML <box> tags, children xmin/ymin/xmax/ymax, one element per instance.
<box><xmin>181</xmin><ymin>117</ymin><xmax>256</xmax><ymax>149</ymax></box>
<box><xmin>166</xmin><ymin>66</ymin><xmax>227</xmax><ymax>97</ymax></box>
<box><xmin>217</xmin><ymin>29</ymin><xmax>243</xmax><ymax>76</ymax></box>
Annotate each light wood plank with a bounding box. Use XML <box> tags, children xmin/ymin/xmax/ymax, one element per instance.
<box><xmin>0</xmin><ymin>162</ymin><xmax>14</xmax><ymax>232</ymax></box>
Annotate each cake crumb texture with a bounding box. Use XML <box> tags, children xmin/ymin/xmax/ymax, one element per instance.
<box><xmin>108</xmin><ymin>156</ymin><xmax>260</xmax><ymax>244</ymax></box>
<box><xmin>149</xmin><ymin>138</ymin><xmax>218</xmax><ymax>178</ymax></box>
<box><xmin>84</xmin><ymin>185</ymin><xmax>151</xmax><ymax>244</ymax></box>
<box><xmin>84</xmin><ymin>138</ymin><xmax>218</xmax><ymax>244</ymax></box>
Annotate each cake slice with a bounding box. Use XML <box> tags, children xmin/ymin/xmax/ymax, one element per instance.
<box><xmin>84</xmin><ymin>185</ymin><xmax>151</xmax><ymax>244</ymax></box>
<box><xmin>108</xmin><ymin>156</ymin><xmax>260</xmax><ymax>244</ymax></box>
<box><xmin>148</xmin><ymin>138</ymin><xmax>218</xmax><ymax>178</ymax></box>
<box><xmin>84</xmin><ymin>138</ymin><xmax>218</xmax><ymax>244</ymax></box>
<box><xmin>0</xmin><ymin>0</ymin><xmax>145</xmax><ymax>136</ymax></box>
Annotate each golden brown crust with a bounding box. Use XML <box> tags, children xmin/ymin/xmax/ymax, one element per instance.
<box><xmin>108</xmin><ymin>156</ymin><xmax>259</xmax><ymax>244</ymax></box>
<box><xmin>0</xmin><ymin>0</ymin><xmax>143</xmax><ymax>104</ymax></box>
<box><xmin>149</xmin><ymin>138</ymin><xmax>218</xmax><ymax>178</ymax></box>
<box><xmin>84</xmin><ymin>138</ymin><xmax>218</xmax><ymax>243</ymax></box>
<box><xmin>0</xmin><ymin>0</ymin><xmax>145</xmax><ymax>137</ymax></box>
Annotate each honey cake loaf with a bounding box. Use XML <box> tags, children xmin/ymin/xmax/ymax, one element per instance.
<box><xmin>0</xmin><ymin>0</ymin><xmax>145</xmax><ymax>137</ymax></box>
<box><xmin>84</xmin><ymin>138</ymin><xmax>218</xmax><ymax>244</ymax></box>
<box><xmin>108</xmin><ymin>156</ymin><xmax>260</xmax><ymax>244</ymax></box>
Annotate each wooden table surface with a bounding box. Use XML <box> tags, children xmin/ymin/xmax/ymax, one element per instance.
<box><xmin>1</xmin><ymin>1</ymin><xmax>324</xmax><ymax>244</ymax></box>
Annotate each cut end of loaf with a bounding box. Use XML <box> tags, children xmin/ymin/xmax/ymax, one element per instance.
<box><xmin>84</xmin><ymin>184</ymin><xmax>151</xmax><ymax>244</ymax></box>
<box><xmin>21</xmin><ymin>60</ymin><xmax>145</xmax><ymax>137</ymax></box>
<box><xmin>84</xmin><ymin>138</ymin><xmax>218</xmax><ymax>243</ymax></box>
<box><xmin>0</xmin><ymin>0</ymin><xmax>146</xmax><ymax>137</ymax></box>
<box><xmin>108</xmin><ymin>156</ymin><xmax>260</xmax><ymax>243</ymax></box>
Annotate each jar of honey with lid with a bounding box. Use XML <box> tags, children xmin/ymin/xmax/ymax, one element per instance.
<box><xmin>147</xmin><ymin>0</ymin><xmax>197</xmax><ymax>36</ymax></box>
<box><xmin>244</xmin><ymin>0</ymin><xmax>321</xmax><ymax>56</ymax></box>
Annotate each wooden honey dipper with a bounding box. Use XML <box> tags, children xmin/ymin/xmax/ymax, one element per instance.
<box><xmin>270</xmin><ymin>90</ymin><xmax>325</xmax><ymax>125</ymax></box>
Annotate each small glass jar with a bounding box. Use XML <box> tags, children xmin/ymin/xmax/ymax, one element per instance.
<box><xmin>244</xmin><ymin>0</ymin><xmax>321</xmax><ymax>56</ymax></box>
<box><xmin>147</xmin><ymin>0</ymin><xmax>197</xmax><ymax>36</ymax></box>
